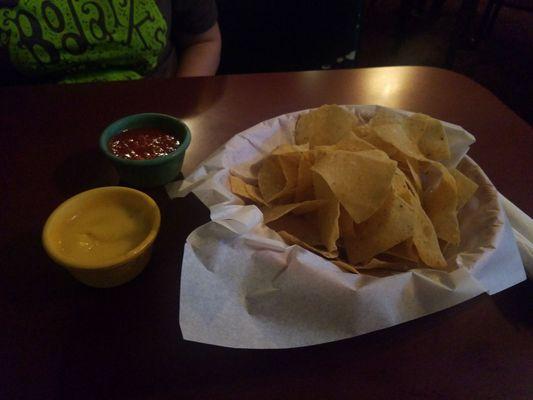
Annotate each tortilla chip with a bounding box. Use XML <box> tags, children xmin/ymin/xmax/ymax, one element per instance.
<box><xmin>258</xmin><ymin>153</ymin><xmax>299</xmax><ymax>203</ymax></box>
<box><xmin>331</xmin><ymin>259</ymin><xmax>358</xmax><ymax>273</ymax></box>
<box><xmin>276</xmin><ymin>153</ymin><xmax>300</xmax><ymax>201</ymax></box>
<box><xmin>278</xmin><ymin>230</ymin><xmax>338</xmax><ymax>259</ymax></box>
<box><xmin>450</xmin><ymin>168</ymin><xmax>478</xmax><ymax>210</ymax></box>
<box><xmin>294</xmin><ymin>153</ymin><xmax>315</xmax><ymax>202</ymax></box>
<box><xmin>357</xmin><ymin>256</ymin><xmax>415</xmax><ymax>271</ymax></box>
<box><xmin>317</xmin><ymin>198</ymin><xmax>341</xmax><ymax>253</ymax></box>
<box><xmin>369</xmin><ymin>107</ymin><xmax>406</xmax><ymax>127</ymax></box>
<box><xmin>422</xmin><ymin>161</ymin><xmax>460</xmax><ymax>244</ymax></box>
<box><xmin>402</xmin><ymin>114</ymin><xmax>427</xmax><ymax>143</ymax></box>
<box><xmin>409</xmin><ymin>114</ymin><xmax>450</xmax><ymax>161</ymax></box>
<box><xmin>311</xmin><ymin>150</ymin><xmax>397</xmax><ymax>223</ymax></box>
<box><xmin>261</xmin><ymin>199</ymin><xmax>326</xmax><ymax>224</ymax></box>
<box><xmin>411</xmin><ymin>206</ymin><xmax>447</xmax><ymax>268</ymax></box>
<box><xmin>338</xmin><ymin>206</ymin><xmax>356</xmax><ymax>240</ymax></box>
<box><xmin>311</xmin><ymin>134</ymin><xmax>376</xmax><ymax>157</ymax></box>
<box><xmin>391</xmin><ymin>168</ymin><xmax>417</xmax><ymax>204</ymax></box>
<box><xmin>333</xmin><ymin>132</ymin><xmax>376</xmax><ymax>152</ymax></box>
<box><xmin>268</xmin><ymin>213</ymin><xmax>322</xmax><ymax>247</ymax></box>
<box><xmin>312</xmin><ymin>172</ymin><xmax>341</xmax><ymax>252</ymax></box>
<box><xmin>372</xmin><ymin>123</ymin><xmax>426</xmax><ymax>161</ymax></box>
<box><xmin>295</xmin><ymin>105</ymin><xmax>359</xmax><ymax>147</ymax></box>
<box><xmin>229</xmin><ymin>175</ymin><xmax>267</xmax><ymax>205</ymax></box>
<box><xmin>337</xmin><ymin>207</ymin><xmax>357</xmax><ymax>260</ymax></box>
<box><xmin>385</xmin><ymin>239</ymin><xmax>419</xmax><ymax>263</ymax></box>
<box><xmin>294</xmin><ymin>110</ymin><xmax>315</xmax><ymax>145</ymax></box>
<box><xmin>257</xmin><ymin>156</ymin><xmax>286</xmax><ymax>203</ymax></box>
<box><xmin>352</xmin><ymin>124</ymin><xmax>376</xmax><ymax>140</ymax></box>
<box><xmin>388</xmin><ymin>168</ymin><xmax>447</xmax><ymax>268</ymax></box>
<box><xmin>405</xmin><ymin>157</ymin><xmax>423</xmax><ymax>195</ymax></box>
<box><xmin>271</xmin><ymin>143</ymin><xmax>309</xmax><ymax>155</ymax></box>
<box><xmin>355</xmin><ymin>268</ymin><xmax>406</xmax><ymax>277</ymax></box>
<box><xmin>345</xmin><ymin>192</ymin><xmax>415</xmax><ymax>265</ymax></box>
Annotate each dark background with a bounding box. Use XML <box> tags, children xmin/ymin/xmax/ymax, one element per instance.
<box><xmin>217</xmin><ymin>0</ymin><xmax>533</xmax><ymax>124</ymax></box>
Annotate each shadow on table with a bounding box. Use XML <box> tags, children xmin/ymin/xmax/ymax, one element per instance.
<box><xmin>492</xmin><ymin>280</ymin><xmax>532</xmax><ymax>329</ymax></box>
<box><xmin>53</xmin><ymin>147</ymin><xmax>119</xmax><ymax>197</ymax></box>
<box><xmin>0</xmin><ymin>230</ymin><xmax>79</xmax><ymax>313</ymax></box>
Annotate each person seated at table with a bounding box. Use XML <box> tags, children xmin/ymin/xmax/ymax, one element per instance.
<box><xmin>0</xmin><ymin>0</ymin><xmax>221</xmax><ymax>85</ymax></box>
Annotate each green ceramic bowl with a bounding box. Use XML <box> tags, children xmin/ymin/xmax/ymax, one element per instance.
<box><xmin>100</xmin><ymin>113</ymin><xmax>191</xmax><ymax>187</ymax></box>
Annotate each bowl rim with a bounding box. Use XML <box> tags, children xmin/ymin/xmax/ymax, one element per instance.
<box><xmin>99</xmin><ymin>113</ymin><xmax>191</xmax><ymax>166</ymax></box>
<box><xmin>42</xmin><ymin>186</ymin><xmax>161</xmax><ymax>270</ymax></box>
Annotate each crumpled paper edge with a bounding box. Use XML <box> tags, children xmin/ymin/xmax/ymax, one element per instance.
<box><xmin>498</xmin><ymin>194</ymin><xmax>533</xmax><ymax>279</ymax></box>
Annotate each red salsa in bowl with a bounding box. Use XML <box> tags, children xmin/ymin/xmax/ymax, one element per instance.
<box><xmin>108</xmin><ymin>128</ymin><xmax>181</xmax><ymax>160</ymax></box>
<box><xmin>100</xmin><ymin>113</ymin><xmax>191</xmax><ymax>187</ymax></box>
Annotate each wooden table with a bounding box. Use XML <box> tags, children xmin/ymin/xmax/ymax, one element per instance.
<box><xmin>1</xmin><ymin>67</ymin><xmax>531</xmax><ymax>400</ymax></box>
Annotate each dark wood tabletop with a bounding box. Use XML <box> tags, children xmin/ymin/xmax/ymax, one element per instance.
<box><xmin>1</xmin><ymin>67</ymin><xmax>532</xmax><ymax>400</ymax></box>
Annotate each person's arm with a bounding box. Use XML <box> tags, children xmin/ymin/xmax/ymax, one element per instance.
<box><xmin>174</xmin><ymin>22</ymin><xmax>221</xmax><ymax>77</ymax></box>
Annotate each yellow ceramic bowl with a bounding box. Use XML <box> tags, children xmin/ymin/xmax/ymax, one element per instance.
<box><xmin>42</xmin><ymin>187</ymin><xmax>161</xmax><ymax>288</ymax></box>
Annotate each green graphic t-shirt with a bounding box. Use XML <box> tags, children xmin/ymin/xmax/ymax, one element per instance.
<box><xmin>0</xmin><ymin>0</ymin><xmax>217</xmax><ymax>83</ymax></box>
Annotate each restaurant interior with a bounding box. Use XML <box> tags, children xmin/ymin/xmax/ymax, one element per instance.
<box><xmin>216</xmin><ymin>0</ymin><xmax>532</xmax><ymax>123</ymax></box>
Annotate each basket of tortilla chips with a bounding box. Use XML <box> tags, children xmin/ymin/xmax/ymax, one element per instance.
<box><xmin>169</xmin><ymin>105</ymin><xmax>525</xmax><ymax>349</ymax></box>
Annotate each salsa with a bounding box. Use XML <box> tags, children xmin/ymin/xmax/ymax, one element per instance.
<box><xmin>108</xmin><ymin>128</ymin><xmax>180</xmax><ymax>160</ymax></box>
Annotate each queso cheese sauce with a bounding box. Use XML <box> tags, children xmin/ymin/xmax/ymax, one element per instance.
<box><xmin>58</xmin><ymin>204</ymin><xmax>150</xmax><ymax>266</ymax></box>
<box><xmin>108</xmin><ymin>128</ymin><xmax>180</xmax><ymax>160</ymax></box>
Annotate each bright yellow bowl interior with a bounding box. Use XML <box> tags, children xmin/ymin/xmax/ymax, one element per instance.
<box><xmin>43</xmin><ymin>187</ymin><xmax>160</xmax><ymax>271</ymax></box>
